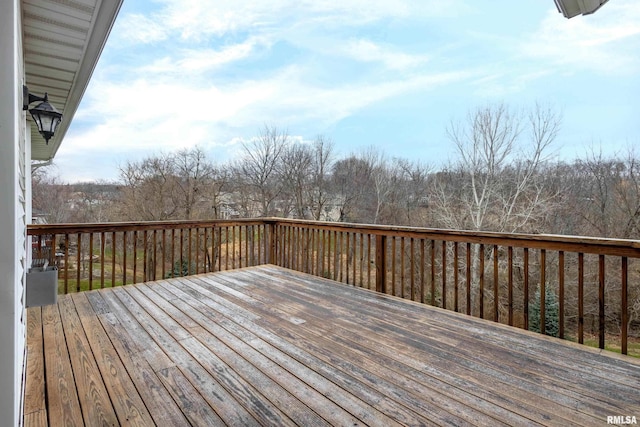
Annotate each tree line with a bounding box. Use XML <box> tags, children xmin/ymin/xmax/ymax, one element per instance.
<box><xmin>33</xmin><ymin>104</ymin><xmax>640</xmax><ymax>241</ymax></box>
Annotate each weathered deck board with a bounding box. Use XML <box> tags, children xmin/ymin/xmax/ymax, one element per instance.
<box><xmin>230</xmin><ymin>267</ymin><xmax>634</xmax><ymax>421</ymax></box>
<box><xmin>25</xmin><ymin>265</ymin><xmax>640</xmax><ymax>426</ymax></box>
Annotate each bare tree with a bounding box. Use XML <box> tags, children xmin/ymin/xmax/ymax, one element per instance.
<box><xmin>380</xmin><ymin>158</ymin><xmax>431</xmax><ymax>226</ymax></box>
<box><xmin>173</xmin><ymin>147</ymin><xmax>217</xmax><ymax>220</ymax></box>
<box><xmin>239</xmin><ymin>125</ymin><xmax>288</xmax><ymax>216</ymax></box>
<box><xmin>308</xmin><ymin>136</ymin><xmax>335</xmax><ymax>220</ymax></box>
<box><xmin>432</xmin><ymin>103</ymin><xmax>560</xmax><ymax>233</ymax></box>
<box><xmin>68</xmin><ymin>181</ymin><xmax>118</xmax><ymax>223</ymax></box>
<box><xmin>331</xmin><ymin>151</ymin><xmax>376</xmax><ymax>223</ymax></box>
<box><xmin>31</xmin><ymin>166</ymin><xmax>74</xmax><ymax>223</ymax></box>
<box><xmin>619</xmin><ymin>148</ymin><xmax>640</xmax><ymax>238</ymax></box>
<box><xmin>281</xmin><ymin>142</ymin><xmax>313</xmax><ymax>218</ymax></box>
<box><xmin>117</xmin><ymin>154</ymin><xmax>178</xmax><ymax>221</ymax></box>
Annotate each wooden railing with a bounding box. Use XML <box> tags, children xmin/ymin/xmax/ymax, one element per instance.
<box><xmin>28</xmin><ymin>218</ymin><xmax>640</xmax><ymax>355</ymax></box>
<box><xmin>28</xmin><ymin>219</ymin><xmax>270</xmax><ymax>292</ymax></box>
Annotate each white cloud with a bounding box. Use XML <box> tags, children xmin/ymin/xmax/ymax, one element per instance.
<box><xmin>338</xmin><ymin>39</ymin><xmax>430</xmax><ymax>71</ymax></box>
<box><xmin>130</xmin><ymin>0</ymin><xmax>469</xmax><ymax>43</ymax></box>
<box><xmin>139</xmin><ymin>38</ymin><xmax>267</xmax><ymax>75</ymax></box>
<box><xmin>115</xmin><ymin>13</ymin><xmax>168</xmax><ymax>44</ymax></box>
<box><xmin>522</xmin><ymin>1</ymin><xmax>640</xmax><ymax>74</ymax></box>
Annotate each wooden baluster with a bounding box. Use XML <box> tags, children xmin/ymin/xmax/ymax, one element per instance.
<box><xmin>400</xmin><ymin>237</ymin><xmax>405</xmax><ymax>298</ymax></box>
<box><xmin>287</xmin><ymin>225</ymin><xmax>296</xmax><ymax>270</ymax></box>
<box><xmin>420</xmin><ymin>239</ymin><xmax>425</xmax><ymax>304</ymax></box>
<box><xmin>334</xmin><ymin>231</ymin><xmax>339</xmax><ymax>281</ymax></box>
<box><xmin>410</xmin><ymin>238</ymin><xmax>415</xmax><ymax>301</ymax></box>
<box><xmin>300</xmin><ymin>227</ymin><xmax>304</xmax><ymax>272</ymax></box>
<box><xmin>283</xmin><ymin>225</ymin><xmax>287</xmax><ymax>268</ymax></box>
<box><xmin>466</xmin><ymin>243</ymin><xmax>471</xmax><ymax>316</ymax></box>
<box><xmin>310</xmin><ymin>228</ymin><xmax>315</xmax><ymax>274</ymax></box>
<box><xmin>320</xmin><ymin>229</ymin><xmax>325</xmax><ymax>276</ymax></box>
<box><xmin>259</xmin><ymin>225</ymin><xmax>263</xmax><ymax>265</ymax></box>
<box><xmin>143</xmin><ymin>230</ymin><xmax>148</xmax><ymax>282</ymax></box>
<box><xmin>62</xmin><ymin>234</ymin><xmax>69</xmax><ymax>293</ymax></box>
<box><xmin>508</xmin><ymin>246</ymin><xmax>514</xmax><ymax>326</ymax></box>
<box><xmin>301</xmin><ymin>227</ymin><xmax>305</xmax><ymax>273</ymax></box>
<box><xmin>454</xmin><ymin>242</ymin><xmax>459</xmax><ymax>312</ymax></box>
<box><xmin>133</xmin><ymin>230</ymin><xmax>138</xmax><ymax>284</ymax></box>
<box><xmin>558</xmin><ymin>251</ymin><xmax>564</xmax><ymax>338</ymax></box>
<box><xmin>493</xmin><ymin>245</ymin><xmax>499</xmax><ymax>322</ymax></box>
<box><xmin>153</xmin><ymin>230</ymin><xmax>158</xmax><ymax>280</ymax></box>
<box><xmin>621</xmin><ymin>257</ymin><xmax>628</xmax><ymax>355</ymax></box>
<box><xmin>352</xmin><ymin>232</ymin><xmax>357</xmax><ymax>285</ymax></box>
<box><xmin>180</xmin><ymin>228</ymin><xmax>184</xmax><ymax>273</ymax></box>
<box><xmin>161</xmin><ymin>229</ymin><xmax>166</xmax><ymax>278</ymax></box>
<box><xmin>335</xmin><ymin>231</ymin><xmax>344</xmax><ymax>282</ymax></box>
<box><xmin>111</xmin><ymin>232</ymin><xmax>116</xmax><ymax>287</ymax></box>
<box><xmin>122</xmin><ymin>232</ymin><xmax>127</xmax><ymax>286</ymax></box>
<box><xmin>346</xmin><ymin>232</ymin><xmax>355</xmax><ymax>284</ymax></box>
<box><xmin>253</xmin><ymin>225</ymin><xmax>257</xmax><ymax>267</ymax></box>
<box><xmin>391</xmin><ymin>236</ymin><xmax>396</xmax><ymax>296</ymax></box>
<box><xmin>578</xmin><ymin>252</ymin><xmax>584</xmax><ymax>344</ymax></box>
<box><xmin>430</xmin><ymin>240</ymin><xmax>436</xmax><ymax>306</ymax></box>
<box><xmin>367</xmin><ymin>234</ymin><xmax>372</xmax><ymax>289</ymax></box>
<box><xmin>76</xmin><ymin>233</ymin><xmax>82</xmax><ymax>292</ymax></box>
<box><xmin>297</xmin><ymin>226</ymin><xmax>300</xmax><ymax>271</ymax></box>
<box><xmin>375</xmin><ymin>234</ymin><xmax>386</xmax><ymax>294</ymax></box>
<box><xmin>99</xmin><ymin>232</ymin><xmax>105</xmax><ymax>289</ymax></box>
<box><xmin>287</xmin><ymin>226</ymin><xmax>292</xmax><ymax>269</ymax></box>
<box><xmin>479</xmin><ymin>244</ymin><xmax>484</xmax><ymax>319</ymax></box>
<box><xmin>88</xmin><ymin>233</ymin><xmax>94</xmax><ymax>290</ymax></box>
<box><xmin>195</xmin><ymin>228</ymin><xmax>200</xmax><ymax>273</ymax></box>
<box><xmin>171</xmin><ymin>229</ymin><xmax>176</xmax><ymax>276</ymax></box>
<box><xmin>598</xmin><ymin>254</ymin><xmax>605</xmax><ymax>349</ymax></box>
<box><xmin>246</xmin><ymin>226</ymin><xmax>250</xmax><ymax>268</ymax></box>
<box><xmin>283</xmin><ymin>224</ymin><xmax>287</xmax><ymax>268</ymax></box>
<box><xmin>540</xmin><ymin>249</ymin><xmax>546</xmax><ymax>334</ymax></box>
<box><xmin>234</xmin><ymin>225</ymin><xmax>239</xmax><ymax>269</ymax></box>
<box><xmin>316</xmin><ymin>228</ymin><xmax>320</xmax><ymax>275</ymax></box>
<box><xmin>359</xmin><ymin>233</ymin><xmax>364</xmax><ymax>287</ymax></box>
<box><xmin>288</xmin><ymin>226</ymin><xmax>292</xmax><ymax>270</ymax></box>
<box><xmin>228</xmin><ymin>226</ymin><xmax>231</xmax><ymax>270</ymax></box>
<box><xmin>203</xmin><ymin>228</ymin><xmax>207</xmax><ymax>272</ymax></box>
<box><xmin>523</xmin><ymin>248</ymin><xmax>529</xmax><ymax>330</ymax></box>
<box><xmin>442</xmin><ymin>241</ymin><xmax>447</xmax><ymax>309</ymax></box>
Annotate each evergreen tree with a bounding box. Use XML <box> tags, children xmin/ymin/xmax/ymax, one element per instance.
<box><xmin>529</xmin><ymin>285</ymin><xmax>560</xmax><ymax>337</ymax></box>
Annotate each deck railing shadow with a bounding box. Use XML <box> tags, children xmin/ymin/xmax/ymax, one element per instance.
<box><xmin>28</xmin><ymin>218</ymin><xmax>640</xmax><ymax>355</ymax></box>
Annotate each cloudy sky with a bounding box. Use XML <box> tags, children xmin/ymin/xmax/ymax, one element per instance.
<box><xmin>55</xmin><ymin>0</ymin><xmax>640</xmax><ymax>182</ymax></box>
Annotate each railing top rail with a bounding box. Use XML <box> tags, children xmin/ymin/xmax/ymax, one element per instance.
<box><xmin>262</xmin><ymin>217</ymin><xmax>640</xmax><ymax>258</ymax></box>
<box><xmin>27</xmin><ymin>218</ymin><xmax>267</xmax><ymax>235</ymax></box>
<box><xmin>27</xmin><ymin>217</ymin><xmax>640</xmax><ymax>258</ymax></box>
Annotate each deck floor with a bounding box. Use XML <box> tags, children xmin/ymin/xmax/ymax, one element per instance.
<box><xmin>24</xmin><ymin>265</ymin><xmax>640</xmax><ymax>426</ymax></box>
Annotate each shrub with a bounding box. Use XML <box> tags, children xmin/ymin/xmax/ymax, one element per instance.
<box><xmin>165</xmin><ymin>260</ymin><xmax>196</xmax><ymax>278</ymax></box>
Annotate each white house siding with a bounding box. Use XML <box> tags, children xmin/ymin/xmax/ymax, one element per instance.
<box><xmin>0</xmin><ymin>0</ymin><xmax>28</xmax><ymax>425</ymax></box>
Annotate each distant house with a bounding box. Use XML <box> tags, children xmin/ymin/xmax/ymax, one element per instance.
<box><xmin>0</xmin><ymin>1</ymin><xmax>122</xmax><ymax>424</ymax></box>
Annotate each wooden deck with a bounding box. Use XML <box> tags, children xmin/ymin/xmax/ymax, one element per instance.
<box><xmin>24</xmin><ymin>265</ymin><xmax>640</xmax><ymax>426</ymax></box>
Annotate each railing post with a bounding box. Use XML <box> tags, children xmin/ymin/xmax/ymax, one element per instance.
<box><xmin>376</xmin><ymin>234</ymin><xmax>386</xmax><ymax>294</ymax></box>
<box><xmin>268</xmin><ymin>221</ymin><xmax>277</xmax><ymax>265</ymax></box>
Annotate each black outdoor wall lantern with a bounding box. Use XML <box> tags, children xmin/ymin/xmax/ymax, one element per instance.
<box><xmin>23</xmin><ymin>85</ymin><xmax>63</xmax><ymax>144</ymax></box>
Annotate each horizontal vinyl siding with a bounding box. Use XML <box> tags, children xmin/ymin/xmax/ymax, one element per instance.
<box><xmin>0</xmin><ymin>1</ymin><xmax>27</xmax><ymax>426</ymax></box>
